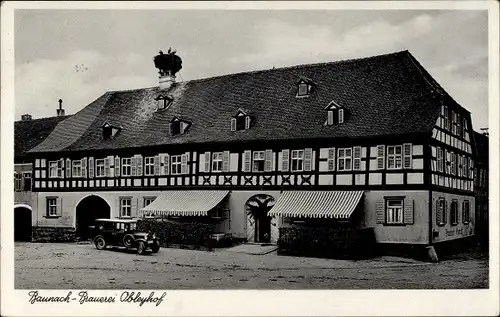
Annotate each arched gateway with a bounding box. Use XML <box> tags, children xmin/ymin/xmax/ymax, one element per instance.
<box><xmin>14</xmin><ymin>204</ymin><xmax>32</xmax><ymax>242</ymax></box>
<box><xmin>75</xmin><ymin>195</ymin><xmax>110</xmax><ymax>240</ymax></box>
<box><xmin>245</xmin><ymin>194</ymin><xmax>277</xmax><ymax>243</ymax></box>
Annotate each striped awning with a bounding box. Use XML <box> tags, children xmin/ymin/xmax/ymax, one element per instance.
<box><xmin>268</xmin><ymin>191</ymin><xmax>364</xmax><ymax>219</ymax></box>
<box><xmin>139</xmin><ymin>190</ymin><xmax>230</xmax><ymax>217</ymax></box>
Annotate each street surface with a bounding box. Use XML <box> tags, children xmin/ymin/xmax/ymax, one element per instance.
<box><xmin>15</xmin><ymin>242</ymin><xmax>488</xmax><ymax>289</ymax></box>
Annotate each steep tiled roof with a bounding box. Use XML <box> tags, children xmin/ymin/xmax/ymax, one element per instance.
<box><xmin>15</xmin><ymin>115</ymin><xmax>71</xmax><ymax>162</ymax></box>
<box><xmin>30</xmin><ymin>50</ymin><xmax>445</xmax><ymax>154</ymax></box>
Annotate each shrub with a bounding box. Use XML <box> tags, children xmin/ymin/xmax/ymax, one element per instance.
<box><xmin>277</xmin><ymin>227</ymin><xmax>376</xmax><ymax>259</ymax></box>
<box><xmin>137</xmin><ymin>219</ymin><xmax>215</xmax><ymax>249</ymax></box>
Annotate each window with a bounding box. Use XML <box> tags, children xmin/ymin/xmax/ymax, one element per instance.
<box><xmin>291</xmin><ymin>150</ymin><xmax>304</xmax><ymax>172</ymax></box>
<box><xmin>443</xmin><ymin>106</ymin><xmax>450</xmax><ymax>130</ymax></box>
<box><xmin>338</xmin><ymin>109</ymin><xmax>344</xmax><ymax>123</ymax></box>
<box><xmin>156</xmin><ymin>95</ymin><xmax>173</xmax><ymax>110</ymax></box>
<box><xmin>170</xmin><ymin>119</ymin><xmax>183</xmax><ymax>135</ymax></box>
<box><xmin>72</xmin><ymin>160</ymin><xmax>82</xmax><ymax>177</ymax></box>
<box><xmin>437</xmin><ymin>148</ymin><xmax>444</xmax><ymax>172</ymax></box>
<box><xmin>386</xmin><ymin>199</ymin><xmax>403</xmax><ymax>224</ymax></box>
<box><xmin>171</xmin><ymin>155</ymin><xmax>182</xmax><ymax>175</ymax></box>
<box><xmin>14</xmin><ymin>173</ymin><xmax>21</xmax><ymax>191</ymax></box>
<box><xmin>338</xmin><ymin>148</ymin><xmax>352</xmax><ymax>171</ymax></box>
<box><xmin>387</xmin><ymin>145</ymin><xmax>402</xmax><ymax>169</ymax></box>
<box><xmin>252</xmin><ymin>151</ymin><xmax>265</xmax><ymax>172</ymax></box>
<box><xmin>49</xmin><ymin>161</ymin><xmax>59</xmax><ymax>178</ymax></box>
<box><xmin>450</xmin><ymin>200</ymin><xmax>459</xmax><ymax>225</ymax></box>
<box><xmin>212</xmin><ymin>152</ymin><xmax>223</xmax><ymax>172</ymax></box>
<box><xmin>121</xmin><ymin>158</ymin><xmax>131</xmax><ymax>176</ymax></box>
<box><xmin>96</xmin><ymin>159</ymin><xmax>105</xmax><ymax>177</ymax></box>
<box><xmin>451</xmin><ymin>111</ymin><xmax>457</xmax><ymax>135</ymax></box>
<box><xmin>450</xmin><ymin>153</ymin><xmax>456</xmax><ymax>175</ymax></box>
<box><xmin>145</xmin><ymin>157</ymin><xmax>155</xmax><ymax>176</ymax></box>
<box><xmin>103</xmin><ymin>126</ymin><xmax>112</xmax><ymax>140</ymax></box>
<box><xmin>120</xmin><ymin>198</ymin><xmax>131</xmax><ymax>217</ymax></box>
<box><xmin>437</xmin><ymin>198</ymin><xmax>446</xmax><ymax>225</ymax></box>
<box><xmin>456</xmin><ymin>113</ymin><xmax>462</xmax><ymax>137</ymax></box>
<box><xmin>23</xmin><ymin>172</ymin><xmax>32</xmax><ymax>191</ymax></box>
<box><xmin>297</xmin><ymin>83</ymin><xmax>309</xmax><ymax>96</ymax></box>
<box><xmin>143</xmin><ymin>197</ymin><xmax>157</xmax><ymax>218</ymax></box>
<box><xmin>327</xmin><ymin>111</ymin><xmax>334</xmax><ymax>125</ymax></box>
<box><xmin>47</xmin><ymin>198</ymin><xmax>57</xmax><ymax>217</ymax></box>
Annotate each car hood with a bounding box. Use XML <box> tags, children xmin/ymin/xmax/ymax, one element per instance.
<box><xmin>132</xmin><ymin>233</ymin><xmax>149</xmax><ymax>239</ymax></box>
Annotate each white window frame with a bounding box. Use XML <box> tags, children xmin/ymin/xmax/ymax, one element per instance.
<box><xmin>121</xmin><ymin>158</ymin><xmax>132</xmax><ymax>176</ymax></box>
<box><xmin>252</xmin><ymin>151</ymin><xmax>266</xmax><ymax>172</ymax></box>
<box><xmin>387</xmin><ymin>145</ymin><xmax>402</xmax><ymax>170</ymax></box>
<box><xmin>120</xmin><ymin>198</ymin><xmax>132</xmax><ymax>218</ymax></box>
<box><xmin>143</xmin><ymin>197</ymin><xmax>157</xmax><ymax>218</ymax></box>
<box><xmin>211</xmin><ymin>152</ymin><xmax>223</xmax><ymax>172</ymax></box>
<box><xmin>14</xmin><ymin>172</ymin><xmax>22</xmax><ymax>191</ymax></box>
<box><xmin>443</xmin><ymin>106</ymin><xmax>450</xmax><ymax>130</ymax></box>
<box><xmin>47</xmin><ymin>198</ymin><xmax>57</xmax><ymax>216</ymax></box>
<box><xmin>297</xmin><ymin>83</ymin><xmax>309</xmax><ymax>96</ymax></box>
<box><xmin>337</xmin><ymin>148</ymin><xmax>352</xmax><ymax>171</ymax></box>
<box><xmin>386</xmin><ymin>199</ymin><xmax>404</xmax><ymax>224</ymax></box>
<box><xmin>291</xmin><ymin>150</ymin><xmax>304</xmax><ymax>172</ymax></box>
<box><xmin>437</xmin><ymin>148</ymin><xmax>444</xmax><ymax>172</ymax></box>
<box><xmin>49</xmin><ymin>161</ymin><xmax>59</xmax><ymax>178</ymax></box>
<box><xmin>338</xmin><ymin>109</ymin><xmax>344</xmax><ymax>123</ymax></box>
<box><xmin>450</xmin><ymin>200</ymin><xmax>459</xmax><ymax>225</ymax></box>
<box><xmin>72</xmin><ymin>160</ymin><xmax>82</xmax><ymax>178</ymax></box>
<box><xmin>171</xmin><ymin>155</ymin><xmax>182</xmax><ymax>175</ymax></box>
<box><xmin>144</xmin><ymin>156</ymin><xmax>155</xmax><ymax>176</ymax></box>
<box><xmin>327</xmin><ymin>110</ymin><xmax>334</xmax><ymax>125</ymax></box>
<box><xmin>95</xmin><ymin>159</ymin><xmax>105</xmax><ymax>177</ymax></box>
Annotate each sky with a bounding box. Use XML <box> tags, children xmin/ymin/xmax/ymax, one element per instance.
<box><xmin>14</xmin><ymin>9</ymin><xmax>489</xmax><ymax>129</ymax></box>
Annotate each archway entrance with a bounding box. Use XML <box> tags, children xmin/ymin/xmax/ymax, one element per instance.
<box><xmin>76</xmin><ymin>195</ymin><xmax>110</xmax><ymax>240</ymax></box>
<box><xmin>245</xmin><ymin>195</ymin><xmax>276</xmax><ymax>243</ymax></box>
<box><xmin>14</xmin><ymin>206</ymin><xmax>32</xmax><ymax>242</ymax></box>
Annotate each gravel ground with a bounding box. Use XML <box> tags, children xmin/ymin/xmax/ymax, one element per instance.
<box><xmin>15</xmin><ymin>242</ymin><xmax>488</xmax><ymax>289</ymax></box>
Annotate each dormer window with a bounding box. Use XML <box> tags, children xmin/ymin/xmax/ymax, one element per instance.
<box><xmin>231</xmin><ymin>109</ymin><xmax>251</xmax><ymax>131</ymax></box>
<box><xmin>155</xmin><ymin>94</ymin><xmax>173</xmax><ymax>111</ymax></box>
<box><xmin>296</xmin><ymin>77</ymin><xmax>315</xmax><ymax>97</ymax></box>
<box><xmin>102</xmin><ymin>122</ymin><xmax>121</xmax><ymax>140</ymax></box>
<box><xmin>325</xmin><ymin>101</ymin><xmax>347</xmax><ymax>126</ymax></box>
<box><xmin>169</xmin><ymin>117</ymin><xmax>191</xmax><ymax>136</ymax></box>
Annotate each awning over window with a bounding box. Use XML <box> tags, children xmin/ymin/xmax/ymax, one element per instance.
<box><xmin>268</xmin><ymin>191</ymin><xmax>364</xmax><ymax>219</ymax></box>
<box><xmin>139</xmin><ymin>190</ymin><xmax>230</xmax><ymax>217</ymax></box>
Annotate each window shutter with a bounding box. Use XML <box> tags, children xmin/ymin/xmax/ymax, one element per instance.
<box><xmin>443</xmin><ymin>200</ymin><xmax>448</xmax><ymax>224</ymax></box>
<box><xmin>230</xmin><ymin>118</ymin><xmax>236</xmax><ymax>131</ymax></box>
<box><xmin>445</xmin><ymin>151</ymin><xmax>450</xmax><ymax>174</ymax></box>
<box><xmin>403</xmin><ymin>199</ymin><xmax>414</xmax><ymax>225</ymax></box>
<box><xmin>304</xmin><ymin>148</ymin><xmax>313</xmax><ymax>172</ymax></box>
<box><xmin>353</xmin><ymin>146</ymin><xmax>361</xmax><ymax>171</ymax></box>
<box><xmin>223</xmin><ymin>151</ymin><xmax>230</xmax><ymax>172</ymax></box>
<box><xmin>66</xmin><ymin>158</ymin><xmax>71</xmax><ymax>178</ymax></box>
<box><xmin>56</xmin><ymin>197</ymin><xmax>62</xmax><ymax>217</ymax></box>
<box><xmin>105</xmin><ymin>157</ymin><xmax>111</xmax><ymax>177</ymax></box>
<box><xmin>82</xmin><ymin>158</ymin><xmax>87</xmax><ymax>178</ymax></box>
<box><xmin>131</xmin><ymin>197</ymin><xmax>138</xmax><ymax>218</ymax></box>
<box><xmin>403</xmin><ymin>143</ymin><xmax>412</xmax><ymax>169</ymax></box>
<box><xmin>169</xmin><ymin>122</ymin><xmax>173</xmax><ymax>135</ymax></box>
<box><xmin>436</xmin><ymin>200</ymin><xmax>442</xmax><ymax>224</ymax></box>
<box><xmin>376</xmin><ymin>145</ymin><xmax>385</xmax><ymax>170</ymax></box>
<box><xmin>281</xmin><ymin>149</ymin><xmax>290</xmax><ymax>172</ymax></box>
<box><xmin>181</xmin><ymin>153</ymin><xmax>188</xmax><ymax>174</ymax></box>
<box><xmin>112</xmin><ymin>157</ymin><xmax>119</xmax><ymax>177</ymax></box>
<box><xmin>130</xmin><ymin>156</ymin><xmax>137</xmax><ymax>176</ymax></box>
<box><xmin>327</xmin><ymin>148</ymin><xmax>335</xmax><ymax>171</ymax></box>
<box><xmin>204</xmin><ymin>152</ymin><xmax>211</xmax><ymax>172</ymax></box>
<box><xmin>462</xmin><ymin>201</ymin><xmax>466</xmax><ymax>223</ymax></box>
<box><xmin>338</xmin><ymin>109</ymin><xmax>344</xmax><ymax>123</ymax></box>
<box><xmin>58</xmin><ymin>159</ymin><xmax>64</xmax><ymax>178</ymax></box>
<box><xmin>376</xmin><ymin>200</ymin><xmax>385</xmax><ymax>224</ymax></box>
<box><xmin>245</xmin><ymin>116</ymin><xmax>251</xmax><ymax>130</ymax></box>
<box><xmin>243</xmin><ymin>150</ymin><xmax>252</xmax><ymax>172</ymax></box>
<box><xmin>327</xmin><ymin>111</ymin><xmax>334</xmax><ymax>125</ymax></box>
<box><xmin>164</xmin><ymin>154</ymin><xmax>170</xmax><ymax>175</ymax></box>
<box><xmin>264</xmin><ymin>150</ymin><xmax>273</xmax><ymax>172</ymax></box>
<box><xmin>136</xmin><ymin>155</ymin><xmax>143</xmax><ymax>176</ymax></box>
<box><xmin>458</xmin><ymin>155</ymin><xmax>462</xmax><ymax>177</ymax></box>
<box><xmin>88</xmin><ymin>157</ymin><xmax>94</xmax><ymax>178</ymax></box>
<box><xmin>154</xmin><ymin>155</ymin><xmax>160</xmax><ymax>175</ymax></box>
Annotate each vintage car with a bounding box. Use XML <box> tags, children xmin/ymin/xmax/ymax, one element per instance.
<box><xmin>92</xmin><ymin>218</ymin><xmax>160</xmax><ymax>255</ymax></box>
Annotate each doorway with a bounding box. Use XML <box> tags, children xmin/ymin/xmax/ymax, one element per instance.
<box><xmin>245</xmin><ymin>195</ymin><xmax>275</xmax><ymax>243</ymax></box>
<box><xmin>14</xmin><ymin>206</ymin><xmax>32</xmax><ymax>241</ymax></box>
<box><xmin>75</xmin><ymin>195</ymin><xmax>110</xmax><ymax>240</ymax></box>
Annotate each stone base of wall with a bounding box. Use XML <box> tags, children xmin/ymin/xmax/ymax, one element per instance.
<box><xmin>32</xmin><ymin>227</ymin><xmax>76</xmax><ymax>242</ymax></box>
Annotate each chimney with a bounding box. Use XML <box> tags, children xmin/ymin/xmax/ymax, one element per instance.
<box><xmin>57</xmin><ymin>99</ymin><xmax>65</xmax><ymax>116</ymax></box>
<box><xmin>21</xmin><ymin>114</ymin><xmax>32</xmax><ymax>121</ymax></box>
<box><xmin>153</xmin><ymin>49</ymin><xmax>183</xmax><ymax>90</ymax></box>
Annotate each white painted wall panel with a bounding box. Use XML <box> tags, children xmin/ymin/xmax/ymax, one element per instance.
<box><xmin>407</xmin><ymin>173</ymin><xmax>424</xmax><ymax>184</ymax></box>
<box><xmin>369</xmin><ymin>173</ymin><xmax>382</xmax><ymax>185</ymax></box>
<box><xmin>319</xmin><ymin>148</ymin><xmax>329</xmax><ymax>159</ymax></box>
<box><xmin>355</xmin><ymin>174</ymin><xmax>365</xmax><ymax>185</ymax></box>
<box><xmin>413</xmin><ymin>158</ymin><xmax>424</xmax><ymax>170</ymax></box>
<box><xmin>108</xmin><ymin>180</ymin><xmax>114</xmax><ymax>187</ymax></box>
<box><xmin>230</xmin><ymin>153</ymin><xmax>239</xmax><ymax>172</ymax></box>
<box><xmin>413</xmin><ymin>145</ymin><xmax>424</xmax><ymax>156</ymax></box>
<box><xmin>319</xmin><ymin>161</ymin><xmax>329</xmax><ymax>172</ymax></box>
<box><xmin>133</xmin><ymin>179</ymin><xmax>141</xmax><ymax>187</ymax></box>
<box><xmin>336</xmin><ymin>174</ymin><xmax>352</xmax><ymax>185</ymax></box>
<box><xmin>386</xmin><ymin>173</ymin><xmax>403</xmax><ymax>184</ymax></box>
<box><xmin>369</xmin><ymin>159</ymin><xmax>377</xmax><ymax>170</ymax></box>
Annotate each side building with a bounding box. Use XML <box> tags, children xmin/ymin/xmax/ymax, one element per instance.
<box><xmin>14</xmin><ymin>101</ymin><xmax>70</xmax><ymax>241</ymax></box>
<box><xmin>27</xmin><ymin>50</ymin><xmax>478</xmax><ymax>256</ymax></box>
<box><xmin>473</xmin><ymin>131</ymin><xmax>489</xmax><ymax>248</ymax></box>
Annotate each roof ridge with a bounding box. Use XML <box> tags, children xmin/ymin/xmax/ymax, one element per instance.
<box><xmin>15</xmin><ymin>114</ymin><xmax>71</xmax><ymax>124</ymax></box>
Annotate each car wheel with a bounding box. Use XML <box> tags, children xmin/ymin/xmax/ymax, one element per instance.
<box><xmin>123</xmin><ymin>234</ymin><xmax>135</xmax><ymax>248</ymax></box>
<box><xmin>137</xmin><ymin>241</ymin><xmax>146</xmax><ymax>255</ymax></box>
<box><xmin>94</xmin><ymin>236</ymin><xmax>106</xmax><ymax>250</ymax></box>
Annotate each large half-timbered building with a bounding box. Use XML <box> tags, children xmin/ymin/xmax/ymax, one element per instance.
<box><xmin>27</xmin><ymin>50</ymin><xmax>477</xmax><ymax>250</ymax></box>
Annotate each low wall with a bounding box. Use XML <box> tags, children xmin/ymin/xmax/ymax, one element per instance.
<box><xmin>32</xmin><ymin>227</ymin><xmax>76</xmax><ymax>242</ymax></box>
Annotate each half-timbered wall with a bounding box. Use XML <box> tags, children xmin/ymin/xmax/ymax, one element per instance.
<box><xmin>32</xmin><ymin>142</ymin><xmax>426</xmax><ymax>191</ymax></box>
<box><xmin>430</xmin><ymin>104</ymin><xmax>475</xmax><ymax>194</ymax></box>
